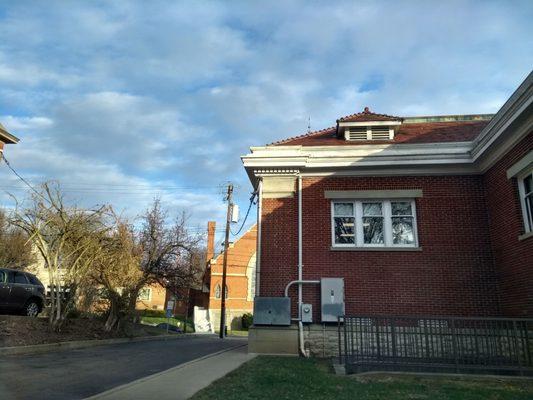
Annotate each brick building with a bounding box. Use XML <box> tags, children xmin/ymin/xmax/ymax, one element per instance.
<box><xmin>242</xmin><ymin>72</ymin><xmax>533</xmax><ymax>354</ymax></box>
<box><xmin>205</xmin><ymin>222</ymin><xmax>256</xmax><ymax>330</ymax></box>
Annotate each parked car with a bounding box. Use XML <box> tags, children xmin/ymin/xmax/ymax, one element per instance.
<box><xmin>0</xmin><ymin>268</ymin><xmax>45</xmax><ymax>317</ymax></box>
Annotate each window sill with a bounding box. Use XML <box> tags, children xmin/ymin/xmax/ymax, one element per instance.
<box><xmin>518</xmin><ymin>231</ymin><xmax>533</xmax><ymax>242</ymax></box>
<box><xmin>330</xmin><ymin>246</ymin><xmax>422</xmax><ymax>252</ymax></box>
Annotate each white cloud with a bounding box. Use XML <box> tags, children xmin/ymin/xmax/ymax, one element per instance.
<box><xmin>0</xmin><ymin>0</ymin><xmax>531</xmax><ymax>231</ymax></box>
<box><xmin>0</xmin><ymin>115</ymin><xmax>53</xmax><ymax>131</ymax></box>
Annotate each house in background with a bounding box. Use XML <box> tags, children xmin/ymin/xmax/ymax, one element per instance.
<box><xmin>135</xmin><ymin>284</ymin><xmax>167</xmax><ymax>311</ymax></box>
<box><xmin>28</xmin><ymin>253</ymin><xmax>169</xmax><ymax>313</ymax></box>
<box><xmin>0</xmin><ymin>122</ymin><xmax>19</xmax><ymax>157</ymax></box>
<box><xmin>242</xmin><ymin>71</ymin><xmax>533</xmax><ymax>355</ymax></box>
<box><xmin>204</xmin><ymin>221</ymin><xmax>256</xmax><ymax>331</ymax></box>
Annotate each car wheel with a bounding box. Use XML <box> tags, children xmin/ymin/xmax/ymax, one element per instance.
<box><xmin>24</xmin><ymin>301</ymin><xmax>40</xmax><ymax>317</ymax></box>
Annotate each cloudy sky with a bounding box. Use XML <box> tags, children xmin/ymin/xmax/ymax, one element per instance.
<box><xmin>0</xmin><ymin>0</ymin><xmax>532</xmax><ymax>242</ymax></box>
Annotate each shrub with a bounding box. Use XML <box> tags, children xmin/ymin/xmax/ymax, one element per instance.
<box><xmin>138</xmin><ymin>309</ymin><xmax>166</xmax><ymax>318</ymax></box>
<box><xmin>241</xmin><ymin>313</ymin><xmax>253</xmax><ymax>330</ymax></box>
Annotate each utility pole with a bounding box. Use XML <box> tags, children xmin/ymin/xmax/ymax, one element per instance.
<box><xmin>219</xmin><ymin>183</ymin><xmax>233</xmax><ymax>339</ymax></box>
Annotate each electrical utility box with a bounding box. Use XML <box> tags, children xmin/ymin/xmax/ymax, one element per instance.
<box><xmin>253</xmin><ymin>297</ymin><xmax>291</xmax><ymax>326</ymax></box>
<box><xmin>321</xmin><ymin>278</ymin><xmax>345</xmax><ymax>322</ymax></box>
<box><xmin>231</xmin><ymin>204</ymin><xmax>240</xmax><ymax>223</ymax></box>
<box><xmin>301</xmin><ymin>303</ymin><xmax>313</xmax><ymax>323</ymax></box>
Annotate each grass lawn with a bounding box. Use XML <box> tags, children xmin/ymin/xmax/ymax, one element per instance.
<box><xmin>192</xmin><ymin>356</ymin><xmax>533</xmax><ymax>400</ymax></box>
<box><xmin>140</xmin><ymin>315</ymin><xmax>195</xmax><ymax>332</ymax></box>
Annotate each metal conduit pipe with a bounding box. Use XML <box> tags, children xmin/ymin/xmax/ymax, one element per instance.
<box><xmin>284</xmin><ymin>280</ymin><xmax>320</xmax><ymax>298</ymax></box>
<box><xmin>255</xmin><ymin>178</ymin><xmax>263</xmax><ymax>297</ymax></box>
<box><xmin>297</xmin><ymin>175</ymin><xmax>304</xmax><ymax>357</ymax></box>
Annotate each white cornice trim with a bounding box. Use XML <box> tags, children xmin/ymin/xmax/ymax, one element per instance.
<box><xmin>242</xmin><ymin>142</ymin><xmax>474</xmax><ymax>171</ymax></box>
<box><xmin>472</xmin><ymin>71</ymin><xmax>533</xmax><ymax>161</ymax></box>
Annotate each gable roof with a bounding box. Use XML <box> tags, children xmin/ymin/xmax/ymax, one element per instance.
<box><xmin>211</xmin><ymin>224</ymin><xmax>257</xmax><ymax>267</ymax></box>
<box><xmin>337</xmin><ymin>107</ymin><xmax>403</xmax><ymax>123</ymax></box>
<box><xmin>271</xmin><ymin>113</ymin><xmax>493</xmax><ymax>146</ymax></box>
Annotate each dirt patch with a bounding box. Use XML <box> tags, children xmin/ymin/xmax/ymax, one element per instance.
<box><xmin>0</xmin><ymin>315</ymin><xmax>165</xmax><ymax>347</ymax></box>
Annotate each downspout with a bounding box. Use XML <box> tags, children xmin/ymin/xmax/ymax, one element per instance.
<box><xmin>255</xmin><ymin>178</ymin><xmax>263</xmax><ymax>298</ymax></box>
<box><xmin>297</xmin><ymin>174</ymin><xmax>307</xmax><ymax>357</ymax></box>
<box><xmin>298</xmin><ymin>175</ymin><xmax>303</xmax><ymax>317</ymax></box>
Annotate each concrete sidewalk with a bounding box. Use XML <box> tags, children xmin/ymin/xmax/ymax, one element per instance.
<box><xmin>86</xmin><ymin>343</ymin><xmax>255</xmax><ymax>400</ymax></box>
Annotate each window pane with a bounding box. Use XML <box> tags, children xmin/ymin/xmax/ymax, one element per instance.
<box><xmin>362</xmin><ymin>202</ymin><xmax>382</xmax><ymax>216</ymax></box>
<box><xmin>525</xmin><ymin>175</ymin><xmax>532</xmax><ymax>194</ymax></box>
<box><xmin>14</xmin><ymin>273</ymin><xmax>28</xmax><ymax>284</ymax></box>
<box><xmin>392</xmin><ymin>217</ymin><xmax>414</xmax><ymax>245</ymax></box>
<box><xmin>363</xmin><ymin>217</ymin><xmax>384</xmax><ymax>244</ymax></box>
<box><xmin>526</xmin><ymin>193</ymin><xmax>533</xmax><ymax>230</ymax></box>
<box><xmin>334</xmin><ymin>217</ymin><xmax>355</xmax><ymax>244</ymax></box>
<box><xmin>392</xmin><ymin>202</ymin><xmax>412</xmax><ymax>216</ymax></box>
<box><xmin>334</xmin><ymin>203</ymin><xmax>353</xmax><ymax>216</ymax></box>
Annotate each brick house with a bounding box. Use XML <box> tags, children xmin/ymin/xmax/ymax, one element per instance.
<box><xmin>242</xmin><ymin>72</ymin><xmax>533</xmax><ymax>354</ymax></box>
<box><xmin>135</xmin><ymin>283</ymin><xmax>167</xmax><ymax>311</ymax></box>
<box><xmin>205</xmin><ymin>221</ymin><xmax>256</xmax><ymax>331</ymax></box>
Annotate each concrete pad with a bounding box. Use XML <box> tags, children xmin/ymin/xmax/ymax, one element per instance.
<box><xmin>86</xmin><ymin>344</ymin><xmax>255</xmax><ymax>400</ymax></box>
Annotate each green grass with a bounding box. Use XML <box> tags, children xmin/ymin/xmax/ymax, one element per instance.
<box><xmin>192</xmin><ymin>356</ymin><xmax>533</xmax><ymax>400</ymax></box>
<box><xmin>140</xmin><ymin>316</ymin><xmax>195</xmax><ymax>332</ymax></box>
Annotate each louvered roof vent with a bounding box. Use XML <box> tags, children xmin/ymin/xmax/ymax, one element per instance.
<box><xmin>337</xmin><ymin>107</ymin><xmax>403</xmax><ymax>141</ymax></box>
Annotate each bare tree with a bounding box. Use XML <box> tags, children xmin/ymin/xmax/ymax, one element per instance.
<box><xmin>10</xmin><ymin>183</ymin><xmax>109</xmax><ymax>331</ymax></box>
<box><xmin>0</xmin><ymin>209</ymin><xmax>35</xmax><ymax>269</ymax></box>
<box><xmin>89</xmin><ymin>217</ymin><xmax>143</xmax><ymax>332</ymax></box>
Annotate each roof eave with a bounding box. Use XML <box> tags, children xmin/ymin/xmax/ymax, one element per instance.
<box><xmin>0</xmin><ymin>125</ymin><xmax>20</xmax><ymax>144</ymax></box>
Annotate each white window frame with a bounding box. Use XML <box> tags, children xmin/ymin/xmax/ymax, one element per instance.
<box><xmin>138</xmin><ymin>288</ymin><xmax>152</xmax><ymax>301</ymax></box>
<box><xmin>518</xmin><ymin>169</ymin><xmax>533</xmax><ymax>233</ymax></box>
<box><xmin>331</xmin><ymin>199</ymin><xmax>419</xmax><ymax>248</ymax></box>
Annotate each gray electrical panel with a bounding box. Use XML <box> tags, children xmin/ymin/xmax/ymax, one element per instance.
<box><xmin>253</xmin><ymin>297</ymin><xmax>291</xmax><ymax>326</ymax></box>
<box><xmin>321</xmin><ymin>278</ymin><xmax>345</xmax><ymax>322</ymax></box>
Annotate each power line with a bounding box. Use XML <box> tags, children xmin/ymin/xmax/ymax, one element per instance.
<box><xmin>1</xmin><ymin>154</ymin><xmax>50</xmax><ymax>203</ymax></box>
<box><xmin>230</xmin><ymin>191</ymin><xmax>256</xmax><ymax>237</ymax></box>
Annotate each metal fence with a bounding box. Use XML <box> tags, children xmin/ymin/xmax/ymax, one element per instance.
<box><xmin>338</xmin><ymin>315</ymin><xmax>533</xmax><ymax>376</ymax></box>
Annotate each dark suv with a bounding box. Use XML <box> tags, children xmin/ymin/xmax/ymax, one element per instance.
<box><xmin>0</xmin><ymin>268</ymin><xmax>45</xmax><ymax>317</ymax></box>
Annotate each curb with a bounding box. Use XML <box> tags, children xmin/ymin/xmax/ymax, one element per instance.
<box><xmin>84</xmin><ymin>343</ymin><xmax>249</xmax><ymax>400</ymax></box>
<box><xmin>0</xmin><ymin>333</ymin><xmax>217</xmax><ymax>357</ymax></box>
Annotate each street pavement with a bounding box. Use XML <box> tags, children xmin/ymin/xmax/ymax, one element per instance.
<box><xmin>0</xmin><ymin>335</ymin><xmax>246</xmax><ymax>400</ymax></box>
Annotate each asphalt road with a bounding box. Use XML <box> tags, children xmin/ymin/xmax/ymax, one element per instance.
<box><xmin>0</xmin><ymin>336</ymin><xmax>246</xmax><ymax>400</ymax></box>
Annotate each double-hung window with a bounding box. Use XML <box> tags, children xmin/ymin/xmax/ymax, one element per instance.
<box><xmin>332</xmin><ymin>199</ymin><xmax>418</xmax><ymax>248</ymax></box>
<box><xmin>519</xmin><ymin>170</ymin><xmax>533</xmax><ymax>233</ymax></box>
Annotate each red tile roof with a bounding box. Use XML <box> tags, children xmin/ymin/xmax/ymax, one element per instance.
<box><xmin>337</xmin><ymin>107</ymin><xmax>403</xmax><ymax>123</ymax></box>
<box><xmin>271</xmin><ymin>120</ymin><xmax>490</xmax><ymax>146</ymax></box>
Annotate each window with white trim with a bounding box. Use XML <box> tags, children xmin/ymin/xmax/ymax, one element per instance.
<box><xmin>331</xmin><ymin>200</ymin><xmax>418</xmax><ymax>248</ymax></box>
<box><xmin>214</xmin><ymin>284</ymin><xmax>228</xmax><ymax>299</ymax></box>
<box><xmin>519</xmin><ymin>170</ymin><xmax>533</xmax><ymax>233</ymax></box>
<box><xmin>138</xmin><ymin>288</ymin><xmax>151</xmax><ymax>301</ymax></box>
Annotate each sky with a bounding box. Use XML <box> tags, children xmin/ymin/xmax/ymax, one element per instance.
<box><xmin>0</xmin><ymin>0</ymin><xmax>532</xmax><ymax>245</ymax></box>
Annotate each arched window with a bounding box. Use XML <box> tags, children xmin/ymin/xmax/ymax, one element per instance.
<box><xmin>214</xmin><ymin>284</ymin><xmax>228</xmax><ymax>299</ymax></box>
<box><xmin>247</xmin><ymin>253</ymin><xmax>256</xmax><ymax>301</ymax></box>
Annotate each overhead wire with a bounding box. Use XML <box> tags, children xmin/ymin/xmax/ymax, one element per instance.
<box><xmin>0</xmin><ymin>154</ymin><xmax>51</xmax><ymax>204</ymax></box>
<box><xmin>230</xmin><ymin>191</ymin><xmax>256</xmax><ymax>237</ymax></box>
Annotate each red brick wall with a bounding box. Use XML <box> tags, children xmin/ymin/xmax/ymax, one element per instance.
<box><xmin>260</xmin><ymin>176</ymin><xmax>501</xmax><ymax>320</ymax></box>
<box><xmin>261</xmin><ymin>197</ymin><xmax>298</xmax><ymax>313</ymax></box>
<box><xmin>483</xmin><ymin>131</ymin><xmax>533</xmax><ymax>317</ymax></box>
<box><xmin>208</xmin><ymin>226</ymin><xmax>256</xmax><ymax>313</ymax></box>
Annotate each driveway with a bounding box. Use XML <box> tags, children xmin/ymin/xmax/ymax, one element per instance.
<box><xmin>0</xmin><ymin>336</ymin><xmax>246</xmax><ymax>400</ymax></box>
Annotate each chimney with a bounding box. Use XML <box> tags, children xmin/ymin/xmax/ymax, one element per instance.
<box><xmin>206</xmin><ymin>221</ymin><xmax>216</xmax><ymax>262</ymax></box>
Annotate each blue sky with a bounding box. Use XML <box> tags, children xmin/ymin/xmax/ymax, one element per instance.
<box><xmin>0</xmin><ymin>0</ymin><xmax>532</xmax><ymax>242</ymax></box>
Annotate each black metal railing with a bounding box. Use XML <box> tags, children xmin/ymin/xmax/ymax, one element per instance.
<box><xmin>338</xmin><ymin>315</ymin><xmax>533</xmax><ymax>376</ymax></box>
